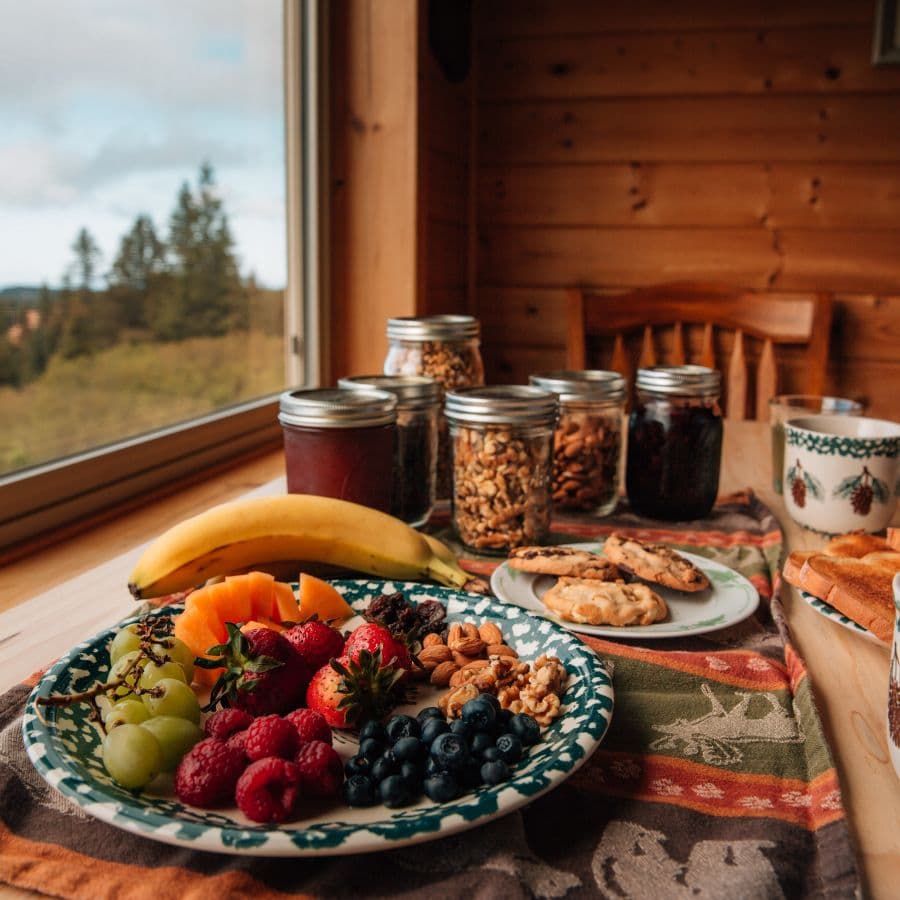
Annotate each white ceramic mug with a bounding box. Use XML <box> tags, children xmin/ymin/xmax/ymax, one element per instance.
<box><xmin>782</xmin><ymin>415</ymin><xmax>900</xmax><ymax>534</ymax></box>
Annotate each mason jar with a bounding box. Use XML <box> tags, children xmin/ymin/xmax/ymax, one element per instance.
<box><xmin>625</xmin><ymin>366</ymin><xmax>723</xmax><ymax>520</ymax></box>
<box><xmin>384</xmin><ymin>315</ymin><xmax>485</xmax><ymax>499</ymax></box>
<box><xmin>444</xmin><ymin>385</ymin><xmax>557</xmax><ymax>553</ymax></box>
<box><xmin>530</xmin><ymin>370</ymin><xmax>626</xmax><ymax>516</ymax></box>
<box><xmin>278</xmin><ymin>388</ymin><xmax>397</xmax><ymax>512</ymax></box>
<box><xmin>338</xmin><ymin>374</ymin><xmax>440</xmax><ymax>527</ymax></box>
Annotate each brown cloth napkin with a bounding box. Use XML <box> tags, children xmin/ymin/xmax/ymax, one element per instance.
<box><xmin>0</xmin><ymin>492</ymin><xmax>859</xmax><ymax>899</ymax></box>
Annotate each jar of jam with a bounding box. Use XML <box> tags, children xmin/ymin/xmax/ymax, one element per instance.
<box><xmin>338</xmin><ymin>375</ymin><xmax>440</xmax><ymax>527</ymax></box>
<box><xmin>444</xmin><ymin>386</ymin><xmax>557</xmax><ymax>553</ymax></box>
<box><xmin>530</xmin><ymin>370</ymin><xmax>626</xmax><ymax>516</ymax></box>
<box><xmin>278</xmin><ymin>388</ymin><xmax>397</xmax><ymax>512</ymax></box>
<box><xmin>384</xmin><ymin>315</ymin><xmax>485</xmax><ymax>499</ymax></box>
<box><xmin>625</xmin><ymin>366</ymin><xmax>723</xmax><ymax>520</ymax></box>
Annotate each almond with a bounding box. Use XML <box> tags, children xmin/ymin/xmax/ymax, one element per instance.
<box><xmin>461</xmin><ymin>658</ymin><xmax>490</xmax><ymax>671</ymax></box>
<box><xmin>418</xmin><ymin>644</ymin><xmax>453</xmax><ymax>669</ymax></box>
<box><xmin>487</xmin><ymin>643</ymin><xmax>518</xmax><ymax>658</ymax></box>
<box><xmin>478</xmin><ymin>622</ymin><xmax>504</xmax><ymax>644</ymax></box>
<box><xmin>422</xmin><ymin>633</ymin><xmax>444</xmax><ymax>648</ymax></box>
<box><xmin>430</xmin><ymin>661</ymin><xmax>459</xmax><ymax>686</ymax></box>
<box><xmin>451</xmin><ymin>637</ymin><xmax>486</xmax><ymax>656</ymax></box>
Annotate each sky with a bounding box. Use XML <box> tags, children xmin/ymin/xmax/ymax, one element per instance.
<box><xmin>0</xmin><ymin>0</ymin><xmax>286</xmax><ymax>289</ymax></box>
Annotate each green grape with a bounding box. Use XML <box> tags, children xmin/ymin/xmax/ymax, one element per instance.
<box><xmin>140</xmin><ymin>716</ymin><xmax>203</xmax><ymax>771</ymax></box>
<box><xmin>102</xmin><ymin>724</ymin><xmax>163</xmax><ymax>789</ymax></box>
<box><xmin>106</xmin><ymin>699</ymin><xmax>150</xmax><ymax>728</ymax></box>
<box><xmin>141</xmin><ymin>677</ymin><xmax>201</xmax><ymax>724</ymax></box>
<box><xmin>138</xmin><ymin>659</ymin><xmax>187</xmax><ymax>691</ymax></box>
<box><xmin>152</xmin><ymin>636</ymin><xmax>195</xmax><ymax>684</ymax></box>
<box><xmin>109</xmin><ymin>624</ymin><xmax>141</xmax><ymax>664</ymax></box>
<box><xmin>105</xmin><ymin>650</ymin><xmax>144</xmax><ymax>701</ymax></box>
<box><xmin>96</xmin><ymin>694</ymin><xmax>114</xmax><ymax>722</ymax></box>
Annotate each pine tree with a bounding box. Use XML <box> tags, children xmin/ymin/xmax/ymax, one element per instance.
<box><xmin>108</xmin><ymin>214</ymin><xmax>168</xmax><ymax>329</ymax></box>
<box><xmin>70</xmin><ymin>227</ymin><xmax>102</xmax><ymax>291</ymax></box>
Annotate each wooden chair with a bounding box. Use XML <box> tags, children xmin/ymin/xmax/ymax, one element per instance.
<box><xmin>566</xmin><ymin>282</ymin><xmax>833</xmax><ymax>420</ymax></box>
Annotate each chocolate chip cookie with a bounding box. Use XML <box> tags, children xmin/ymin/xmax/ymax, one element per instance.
<box><xmin>602</xmin><ymin>533</ymin><xmax>709</xmax><ymax>592</ymax></box>
<box><xmin>507</xmin><ymin>546</ymin><xmax>620</xmax><ymax>581</ymax></box>
<box><xmin>541</xmin><ymin>577</ymin><xmax>668</xmax><ymax>626</ymax></box>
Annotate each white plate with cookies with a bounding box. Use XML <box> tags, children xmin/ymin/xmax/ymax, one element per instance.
<box><xmin>490</xmin><ymin>540</ymin><xmax>759</xmax><ymax>639</ymax></box>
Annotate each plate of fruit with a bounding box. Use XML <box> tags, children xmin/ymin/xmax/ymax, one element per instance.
<box><xmin>23</xmin><ymin>574</ymin><xmax>613</xmax><ymax>856</ymax></box>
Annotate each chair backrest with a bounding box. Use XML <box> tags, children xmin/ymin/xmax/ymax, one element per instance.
<box><xmin>566</xmin><ymin>282</ymin><xmax>833</xmax><ymax>420</ymax></box>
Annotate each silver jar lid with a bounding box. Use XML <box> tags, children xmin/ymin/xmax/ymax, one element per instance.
<box><xmin>338</xmin><ymin>375</ymin><xmax>441</xmax><ymax>410</ymax></box>
<box><xmin>444</xmin><ymin>385</ymin><xmax>557</xmax><ymax>425</ymax></box>
<box><xmin>636</xmin><ymin>365</ymin><xmax>721</xmax><ymax>397</ymax></box>
<box><xmin>386</xmin><ymin>314</ymin><xmax>480</xmax><ymax>342</ymax></box>
<box><xmin>278</xmin><ymin>387</ymin><xmax>397</xmax><ymax>428</ymax></box>
<box><xmin>530</xmin><ymin>370</ymin><xmax>626</xmax><ymax>403</ymax></box>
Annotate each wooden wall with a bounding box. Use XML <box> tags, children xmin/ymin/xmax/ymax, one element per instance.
<box><xmin>470</xmin><ymin>0</ymin><xmax>900</xmax><ymax>419</ymax></box>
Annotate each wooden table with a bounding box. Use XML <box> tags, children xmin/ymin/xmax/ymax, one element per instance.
<box><xmin>1</xmin><ymin>420</ymin><xmax>898</xmax><ymax>898</ymax></box>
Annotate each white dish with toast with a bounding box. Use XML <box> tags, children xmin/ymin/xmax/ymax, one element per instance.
<box><xmin>491</xmin><ymin>541</ymin><xmax>759</xmax><ymax>639</ymax></box>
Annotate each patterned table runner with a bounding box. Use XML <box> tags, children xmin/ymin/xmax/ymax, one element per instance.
<box><xmin>0</xmin><ymin>492</ymin><xmax>859</xmax><ymax>898</ymax></box>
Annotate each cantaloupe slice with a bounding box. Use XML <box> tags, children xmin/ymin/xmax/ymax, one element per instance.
<box><xmin>240</xmin><ymin>618</ymin><xmax>286</xmax><ymax>635</ymax></box>
<box><xmin>273</xmin><ymin>581</ymin><xmax>301</xmax><ymax>623</ymax></box>
<box><xmin>218</xmin><ymin>576</ymin><xmax>255</xmax><ymax>624</ymax></box>
<box><xmin>297</xmin><ymin>572</ymin><xmax>354</xmax><ymax>624</ymax></box>
<box><xmin>247</xmin><ymin>570</ymin><xmax>277</xmax><ymax>620</ymax></box>
<box><xmin>174</xmin><ymin>607</ymin><xmax>225</xmax><ymax>687</ymax></box>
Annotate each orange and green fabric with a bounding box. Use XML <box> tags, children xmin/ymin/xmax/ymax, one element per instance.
<box><xmin>0</xmin><ymin>492</ymin><xmax>858</xmax><ymax>898</ymax></box>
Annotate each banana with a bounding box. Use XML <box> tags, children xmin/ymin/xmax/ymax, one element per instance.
<box><xmin>128</xmin><ymin>494</ymin><xmax>471</xmax><ymax>599</ymax></box>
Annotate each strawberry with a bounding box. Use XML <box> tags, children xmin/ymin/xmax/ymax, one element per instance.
<box><xmin>283</xmin><ymin>619</ymin><xmax>345</xmax><ymax>672</ymax></box>
<box><xmin>305</xmin><ymin>650</ymin><xmax>404</xmax><ymax>729</ymax></box>
<box><xmin>202</xmin><ymin>624</ymin><xmax>312</xmax><ymax>716</ymax></box>
<box><xmin>344</xmin><ymin>623</ymin><xmax>412</xmax><ymax>672</ymax></box>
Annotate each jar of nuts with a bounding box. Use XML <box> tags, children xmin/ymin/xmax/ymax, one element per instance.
<box><xmin>338</xmin><ymin>374</ymin><xmax>440</xmax><ymax>527</ymax></box>
<box><xmin>444</xmin><ymin>385</ymin><xmax>557</xmax><ymax>553</ymax></box>
<box><xmin>529</xmin><ymin>370</ymin><xmax>626</xmax><ymax>516</ymax></box>
<box><xmin>384</xmin><ymin>315</ymin><xmax>485</xmax><ymax>499</ymax></box>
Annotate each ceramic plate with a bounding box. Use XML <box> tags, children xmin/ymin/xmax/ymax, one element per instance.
<box><xmin>800</xmin><ymin>590</ymin><xmax>884</xmax><ymax>644</ymax></box>
<box><xmin>23</xmin><ymin>580</ymin><xmax>613</xmax><ymax>856</ymax></box>
<box><xmin>490</xmin><ymin>542</ymin><xmax>759</xmax><ymax>639</ymax></box>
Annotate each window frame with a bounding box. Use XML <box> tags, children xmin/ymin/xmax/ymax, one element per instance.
<box><xmin>0</xmin><ymin>0</ymin><xmax>323</xmax><ymax>552</ymax></box>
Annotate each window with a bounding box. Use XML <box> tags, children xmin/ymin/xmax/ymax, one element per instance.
<box><xmin>0</xmin><ymin>0</ymin><xmax>319</xmax><ymax>549</ymax></box>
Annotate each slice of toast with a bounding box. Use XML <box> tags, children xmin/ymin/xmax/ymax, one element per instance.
<box><xmin>797</xmin><ymin>554</ymin><xmax>897</xmax><ymax>643</ymax></box>
<box><xmin>782</xmin><ymin>550</ymin><xmax>818</xmax><ymax>589</ymax></box>
<box><xmin>823</xmin><ymin>532</ymin><xmax>892</xmax><ymax>558</ymax></box>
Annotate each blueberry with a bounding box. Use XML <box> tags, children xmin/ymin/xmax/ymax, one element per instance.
<box><xmin>379</xmin><ymin>773</ymin><xmax>415</xmax><ymax>808</ymax></box>
<box><xmin>370</xmin><ymin>750</ymin><xmax>399</xmax><ymax>782</ymax></box>
<box><xmin>496</xmin><ymin>708</ymin><xmax>513</xmax><ymax>728</ymax></box>
<box><xmin>458</xmin><ymin>756</ymin><xmax>483</xmax><ymax>789</ymax></box>
<box><xmin>359</xmin><ymin>720</ymin><xmax>388</xmax><ymax>744</ymax></box>
<box><xmin>509</xmin><ymin>714</ymin><xmax>541</xmax><ymax>747</ymax></box>
<box><xmin>461</xmin><ymin>697</ymin><xmax>496</xmax><ymax>731</ymax></box>
<box><xmin>449</xmin><ymin>719</ymin><xmax>472</xmax><ymax>738</ymax></box>
<box><xmin>491</xmin><ymin>708</ymin><xmax>514</xmax><ymax>736</ymax></box>
<box><xmin>430</xmin><ymin>732</ymin><xmax>469</xmax><ymax>772</ymax></box>
<box><xmin>420</xmin><ymin>717</ymin><xmax>450</xmax><ymax>746</ymax></box>
<box><xmin>424</xmin><ymin>755</ymin><xmax>447</xmax><ymax>777</ymax></box>
<box><xmin>345</xmin><ymin>754</ymin><xmax>372</xmax><ymax>777</ymax></box>
<box><xmin>480</xmin><ymin>746</ymin><xmax>503</xmax><ymax>763</ymax></box>
<box><xmin>481</xmin><ymin>759</ymin><xmax>511</xmax><ymax>785</ymax></box>
<box><xmin>495</xmin><ymin>733</ymin><xmax>523</xmax><ymax>764</ymax></box>
<box><xmin>400</xmin><ymin>760</ymin><xmax>423</xmax><ymax>790</ymax></box>
<box><xmin>386</xmin><ymin>714</ymin><xmax>420</xmax><ymax>742</ymax></box>
<box><xmin>343</xmin><ymin>774</ymin><xmax>377</xmax><ymax>806</ymax></box>
<box><xmin>424</xmin><ymin>773</ymin><xmax>459</xmax><ymax>803</ymax></box>
<box><xmin>416</xmin><ymin>706</ymin><xmax>444</xmax><ymax>724</ymax></box>
<box><xmin>359</xmin><ymin>737</ymin><xmax>385</xmax><ymax>760</ymax></box>
<box><xmin>393</xmin><ymin>736</ymin><xmax>428</xmax><ymax>764</ymax></box>
<box><xmin>470</xmin><ymin>732</ymin><xmax>494</xmax><ymax>757</ymax></box>
<box><xmin>478</xmin><ymin>692</ymin><xmax>502</xmax><ymax>714</ymax></box>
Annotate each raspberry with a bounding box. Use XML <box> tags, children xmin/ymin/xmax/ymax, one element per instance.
<box><xmin>285</xmin><ymin>708</ymin><xmax>333</xmax><ymax>746</ymax></box>
<box><xmin>294</xmin><ymin>740</ymin><xmax>343</xmax><ymax>797</ymax></box>
<box><xmin>204</xmin><ymin>708</ymin><xmax>254</xmax><ymax>740</ymax></box>
<box><xmin>174</xmin><ymin>737</ymin><xmax>246</xmax><ymax>807</ymax></box>
<box><xmin>227</xmin><ymin>730</ymin><xmax>248</xmax><ymax>757</ymax></box>
<box><xmin>235</xmin><ymin>758</ymin><xmax>302</xmax><ymax>823</ymax></box>
<box><xmin>244</xmin><ymin>715</ymin><xmax>299</xmax><ymax>761</ymax></box>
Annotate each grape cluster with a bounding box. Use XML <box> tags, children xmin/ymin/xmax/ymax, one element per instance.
<box><xmin>342</xmin><ymin>694</ymin><xmax>541</xmax><ymax>809</ymax></box>
<box><xmin>99</xmin><ymin>623</ymin><xmax>203</xmax><ymax>789</ymax></box>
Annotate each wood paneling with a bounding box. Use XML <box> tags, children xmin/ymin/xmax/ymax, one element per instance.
<box><xmin>480</xmin><ymin>27</ymin><xmax>900</xmax><ymax>99</ymax></box>
<box><xmin>472</xmin><ymin>0</ymin><xmax>900</xmax><ymax>420</ymax></box>
<box><xmin>480</xmin><ymin>96</ymin><xmax>900</xmax><ymax>164</ymax></box>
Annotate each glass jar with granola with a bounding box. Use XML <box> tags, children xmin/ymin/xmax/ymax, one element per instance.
<box><xmin>444</xmin><ymin>386</ymin><xmax>557</xmax><ymax>553</ymax></box>
<box><xmin>529</xmin><ymin>370</ymin><xmax>626</xmax><ymax>516</ymax></box>
<box><xmin>338</xmin><ymin>374</ymin><xmax>440</xmax><ymax>527</ymax></box>
<box><xmin>384</xmin><ymin>315</ymin><xmax>485</xmax><ymax>498</ymax></box>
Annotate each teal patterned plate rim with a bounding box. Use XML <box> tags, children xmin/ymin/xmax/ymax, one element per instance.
<box><xmin>799</xmin><ymin>590</ymin><xmax>884</xmax><ymax>645</ymax></box>
<box><xmin>22</xmin><ymin>580</ymin><xmax>614</xmax><ymax>857</ymax></box>
<box><xmin>490</xmin><ymin>542</ymin><xmax>760</xmax><ymax>639</ymax></box>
